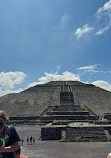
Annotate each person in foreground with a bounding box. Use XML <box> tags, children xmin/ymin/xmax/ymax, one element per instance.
<box><xmin>15</xmin><ymin>147</ymin><xmax>28</xmax><ymax>158</ymax></box>
<box><xmin>0</xmin><ymin>110</ymin><xmax>20</xmax><ymax>158</ymax></box>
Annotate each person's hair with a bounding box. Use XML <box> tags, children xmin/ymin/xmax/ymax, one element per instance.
<box><xmin>0</xmin><ymin>110</ymin><xmax>8</xmax><ymax>121</ymax></box>
<box><xmin>15</xmin><ymin>147</ymin><xmax>21</xmax><ymax>155</ymax></box>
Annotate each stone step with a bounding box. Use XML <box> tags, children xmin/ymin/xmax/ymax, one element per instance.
<box><xmin>60</xmin><ymin>91</ymin><xmax>75</xmax><ymax>104</ymax></box>
<box><xmin>57</xmin><ymin>105</ymin><xmax>82</xmax><ymax>111</ymax></box>
<box><xmin>40</xmin><ymin>115</ymin><xmax>97</xmax><ymax>120</ymax></box>
<box><xmin>47</xmin><ymin>111</ymin><xmax>90</xmax><ymax>115</ymax></box>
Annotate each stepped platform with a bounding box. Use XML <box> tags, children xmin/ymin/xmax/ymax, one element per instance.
<box><xmin>40</xmin><ymin>82</ymin><xmax>111</xmax><ymax>141</ymax></box>
<box><xmin>39</xmin><ymin>83</ymin><xmax>98</xmax><ymax>124</ymax></box>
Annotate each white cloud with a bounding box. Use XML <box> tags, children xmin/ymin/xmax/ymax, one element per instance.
<box><xmin>96</xmin><ymin>0</ymin><xmax>111</xmax><ymax>16</ymax></box>
<box><xmin>73</xmin><ymin>0</ymin><xmax>111</xmax><ymax>40</ymax></box>
<box><xmin>27</xmin><ymin>69</ymin><xmax>111</xmax><ymax>93</ymax></box>
<box><xmin>1</xmin><ymin>68</ymin><xmax>111</xmax><ymax>97</ymax></box>
<box><xmin>27</xmin><ymin>71</ymin><xmax>80</xmax><ymax>88</ymax></box>
<box><xmin>0</xmin><ymin>72</ymin><xmax>27</xmax><ymax>89</ymax></box>
<box><xmin>96</xmin><ymin>0</ymin><xmax>111</xmax><ymax>35</ymax></box>
<box><xmin>0</xmin><ymin>71</ymin><xmax>27</xmax><ymax>96</ymax></box>
<box><xmin>92</xmin><ymin>80</ymin><xmax>111</xmax><ymax>92</ymax></box>
<box><xmin>75</xmin><ymin>24</ymin><xmax>94</xmax><ymax>39</ymax></box>
<box><xmin>96</xmin><ymin>25</ymin><xmax>110</xmax><ymax>35</ymax></box>
<box><xmin>77</xmin><ymin>64</ymin><xmax>99</xmax><ymax>72</ymax></box>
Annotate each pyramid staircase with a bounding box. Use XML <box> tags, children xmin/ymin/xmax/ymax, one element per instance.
<box><xmin>39</xmin><ymin>83</ymin><xmax>98</xmax><ymax>124</ymax></box>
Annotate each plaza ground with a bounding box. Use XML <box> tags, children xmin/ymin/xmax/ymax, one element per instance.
<box><xmin>15</xmin><ymin>125</ymin><xmax>111</xmax><ymax>158</ymax></box>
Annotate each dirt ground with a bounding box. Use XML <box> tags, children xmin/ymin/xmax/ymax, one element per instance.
<box><xmin>15</xmin><ymin>125</ymin><xmax>111</xmax><ymax>158</ymax></box>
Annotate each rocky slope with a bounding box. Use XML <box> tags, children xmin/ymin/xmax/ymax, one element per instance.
<box><xmin>0</xmin><ymin>81</ymin><xmax>111</xmax><ymax>117</ymax></box>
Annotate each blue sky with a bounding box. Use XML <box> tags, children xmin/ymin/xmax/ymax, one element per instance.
<box><xmin>0</xmin><ymin>0</ymin><xmax>111</xmax><ymax>96</ymax></box>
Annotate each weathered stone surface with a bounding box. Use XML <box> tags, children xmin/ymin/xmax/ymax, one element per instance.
<box><xmin>40</xmin><ymin>82</ymin><xmax>111</xmax><ymax>141</ymax></box>
<box><xmin>0</xmin><ymin>81</ymin><xmax>111</xmax><ymax>117</ymax></box>
<box><xmin>66</xmin><ymin>127</ymin><xmax>108</xmax><ymax>141</ymax></box>
<box><xmin>41</xmin><ymin>127</ymin><xmax>61</xmax><ymax>140</ymax></box>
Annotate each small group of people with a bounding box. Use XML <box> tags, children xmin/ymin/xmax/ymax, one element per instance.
<box><xmin>26</xmin><ymin>136</ymin><xmax>35</xmax><ymax>145</ymax></box>
<box><xmin>0</xmin><ymin>110</ymin><xmax>28</xmax><ymax>158</ymax></box>
<box><xmin>20</xmin><ymin>136</ymin><xmax>36</xmax><ymax>146</ymax></box>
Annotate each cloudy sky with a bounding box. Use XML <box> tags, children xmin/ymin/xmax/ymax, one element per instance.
<box><xmin>0</xmin><ymin>0</ymin><xmax>111</xmax><ymax>96</ymax></box>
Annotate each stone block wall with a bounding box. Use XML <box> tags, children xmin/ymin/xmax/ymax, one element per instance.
<box><xmin>41</xmin><ymin>127</ymin><xmax>61</xmax><ymax>140</ymax></box>
<box><xmin>41</xmin><ymin>126</ymin><xmax>110</xmax><ymax>141</ymax></box>
<box><xmin>66</xmin><ymin>127</ymin><xmax>108</xmax><ymax>141</ymax></box>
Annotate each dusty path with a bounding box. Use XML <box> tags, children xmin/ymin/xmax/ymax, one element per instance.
<box><xmin>15</xmin><ymin>125</ymin><xmax>111</xmax><ymax>158</ymax></box>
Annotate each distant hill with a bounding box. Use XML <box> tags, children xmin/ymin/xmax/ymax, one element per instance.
<box><xmin>0</xmin><ymin>81</ymin><xmax>111</xmax><ymax>117</ymax></box>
